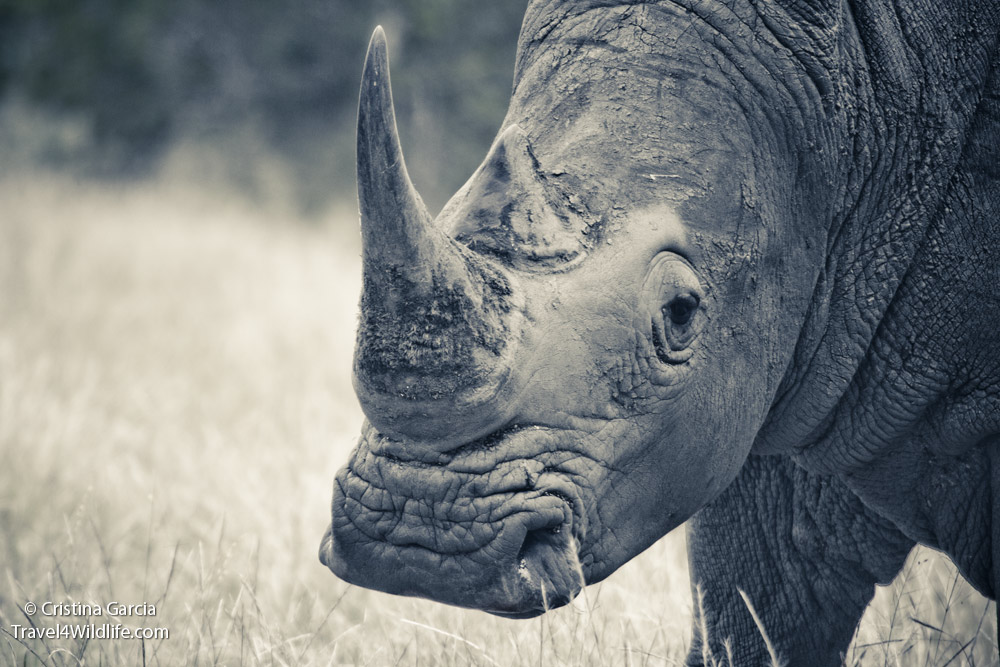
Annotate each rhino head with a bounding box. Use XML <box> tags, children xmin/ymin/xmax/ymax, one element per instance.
<box><xmin>321</xmin><ymin>5</ymin><xmax>833</xmax><ymax>617</ymax></box>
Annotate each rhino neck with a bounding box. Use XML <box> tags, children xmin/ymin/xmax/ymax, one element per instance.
<box><xmin>754</xmin><ymin>0</ymin><xmax>1000</xmax><ymax>454</ymax></box>
<box><xmin>752</xmin><ymin>1</ymin><xmax>1000</xmax><ymax>595</ymax></box>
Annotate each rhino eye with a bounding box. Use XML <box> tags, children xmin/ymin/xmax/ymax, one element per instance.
<box><xmin>641</xmin><ymin>253</ymin><xmax>706</xmax><ymax>366</ymax></box>
<box><xmin>655</xmin><ymin>289</ymin><xmax>702</xmax><ymax>360</ymax></box>
<box><xmin>665</xmin><ymin>294</ymin><xmax>699</xmax><ymax>326</ymax></box>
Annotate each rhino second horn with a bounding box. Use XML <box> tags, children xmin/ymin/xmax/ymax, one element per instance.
<box><xmin>354</xmin><ymin>27</ymin><xmax>517</xmax><ymax>444</ymax></box>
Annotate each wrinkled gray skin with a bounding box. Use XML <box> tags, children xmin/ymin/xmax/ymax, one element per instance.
<box><xmin>321</xmin><ymin>0</ymin><xmax>1000</xmax><ymax>663</ymax></box>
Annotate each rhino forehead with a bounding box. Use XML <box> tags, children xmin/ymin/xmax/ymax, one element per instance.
<box><xmin>514</xmin><ymin>0</ymin><xmax>834</xmax><ymax>120</ymax></box>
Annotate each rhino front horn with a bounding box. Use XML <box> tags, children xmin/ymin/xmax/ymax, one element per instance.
<box><xmin>354</xmin><ymin>27</ymin><xmax>519</xmax><ymax>446</ymax></box>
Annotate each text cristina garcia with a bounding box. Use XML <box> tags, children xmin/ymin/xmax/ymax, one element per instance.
<box><xmin>40</xmin><ymin>602</ymin><xmax>157</xmax><ymax>617</ymax></box>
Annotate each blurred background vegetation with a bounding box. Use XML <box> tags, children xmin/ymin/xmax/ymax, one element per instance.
<box><xmin>0</xmin><ymin>0</ymin><xmax>528</xmax><ymax>213</ymax></box>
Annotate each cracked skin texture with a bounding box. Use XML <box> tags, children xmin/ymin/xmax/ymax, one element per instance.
<box><xmin>323</xmin><ymin>0</ymin><xmax>1000</xmax><ymax>664</ymax></box>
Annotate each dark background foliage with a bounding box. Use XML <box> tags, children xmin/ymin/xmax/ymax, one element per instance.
<box><xmin>0</xmin><ymin>0</ymin><xmax>528</xmax><ymax>212</ymax></box>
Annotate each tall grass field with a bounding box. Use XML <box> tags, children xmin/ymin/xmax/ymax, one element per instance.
<box><xmin>0</xmin><ymin>173</ymin><xmax>996</xmax><ymax>665</ymax></box>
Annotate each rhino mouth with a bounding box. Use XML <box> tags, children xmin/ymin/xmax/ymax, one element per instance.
<box><xmin>320</xmin><ymin>424</ymin><xmax>592</xmax><ymax>616</ymax></box>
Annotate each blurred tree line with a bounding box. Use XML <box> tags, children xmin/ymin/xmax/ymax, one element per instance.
<box><xmin>0</xmin><ymin>0</ymin><xmax>528</xmax><ymax>212</ymax></box>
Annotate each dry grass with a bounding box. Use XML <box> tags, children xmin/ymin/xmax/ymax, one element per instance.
<box><xmin>0</xmin><ymin>172</ymin><xmax>995</xmax><ymax>666</ymax></box>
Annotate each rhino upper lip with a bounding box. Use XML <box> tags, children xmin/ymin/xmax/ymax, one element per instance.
<box><xmin>347</xmin><ymin>422</ymin><xmax>591</xmax><ymax>551</ymax></box>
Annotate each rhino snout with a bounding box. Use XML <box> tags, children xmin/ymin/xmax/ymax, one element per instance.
<box><xmin>319</xmin><ymin>445</ymin><xmax>587</xmax><ymax>616</ymax></box>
